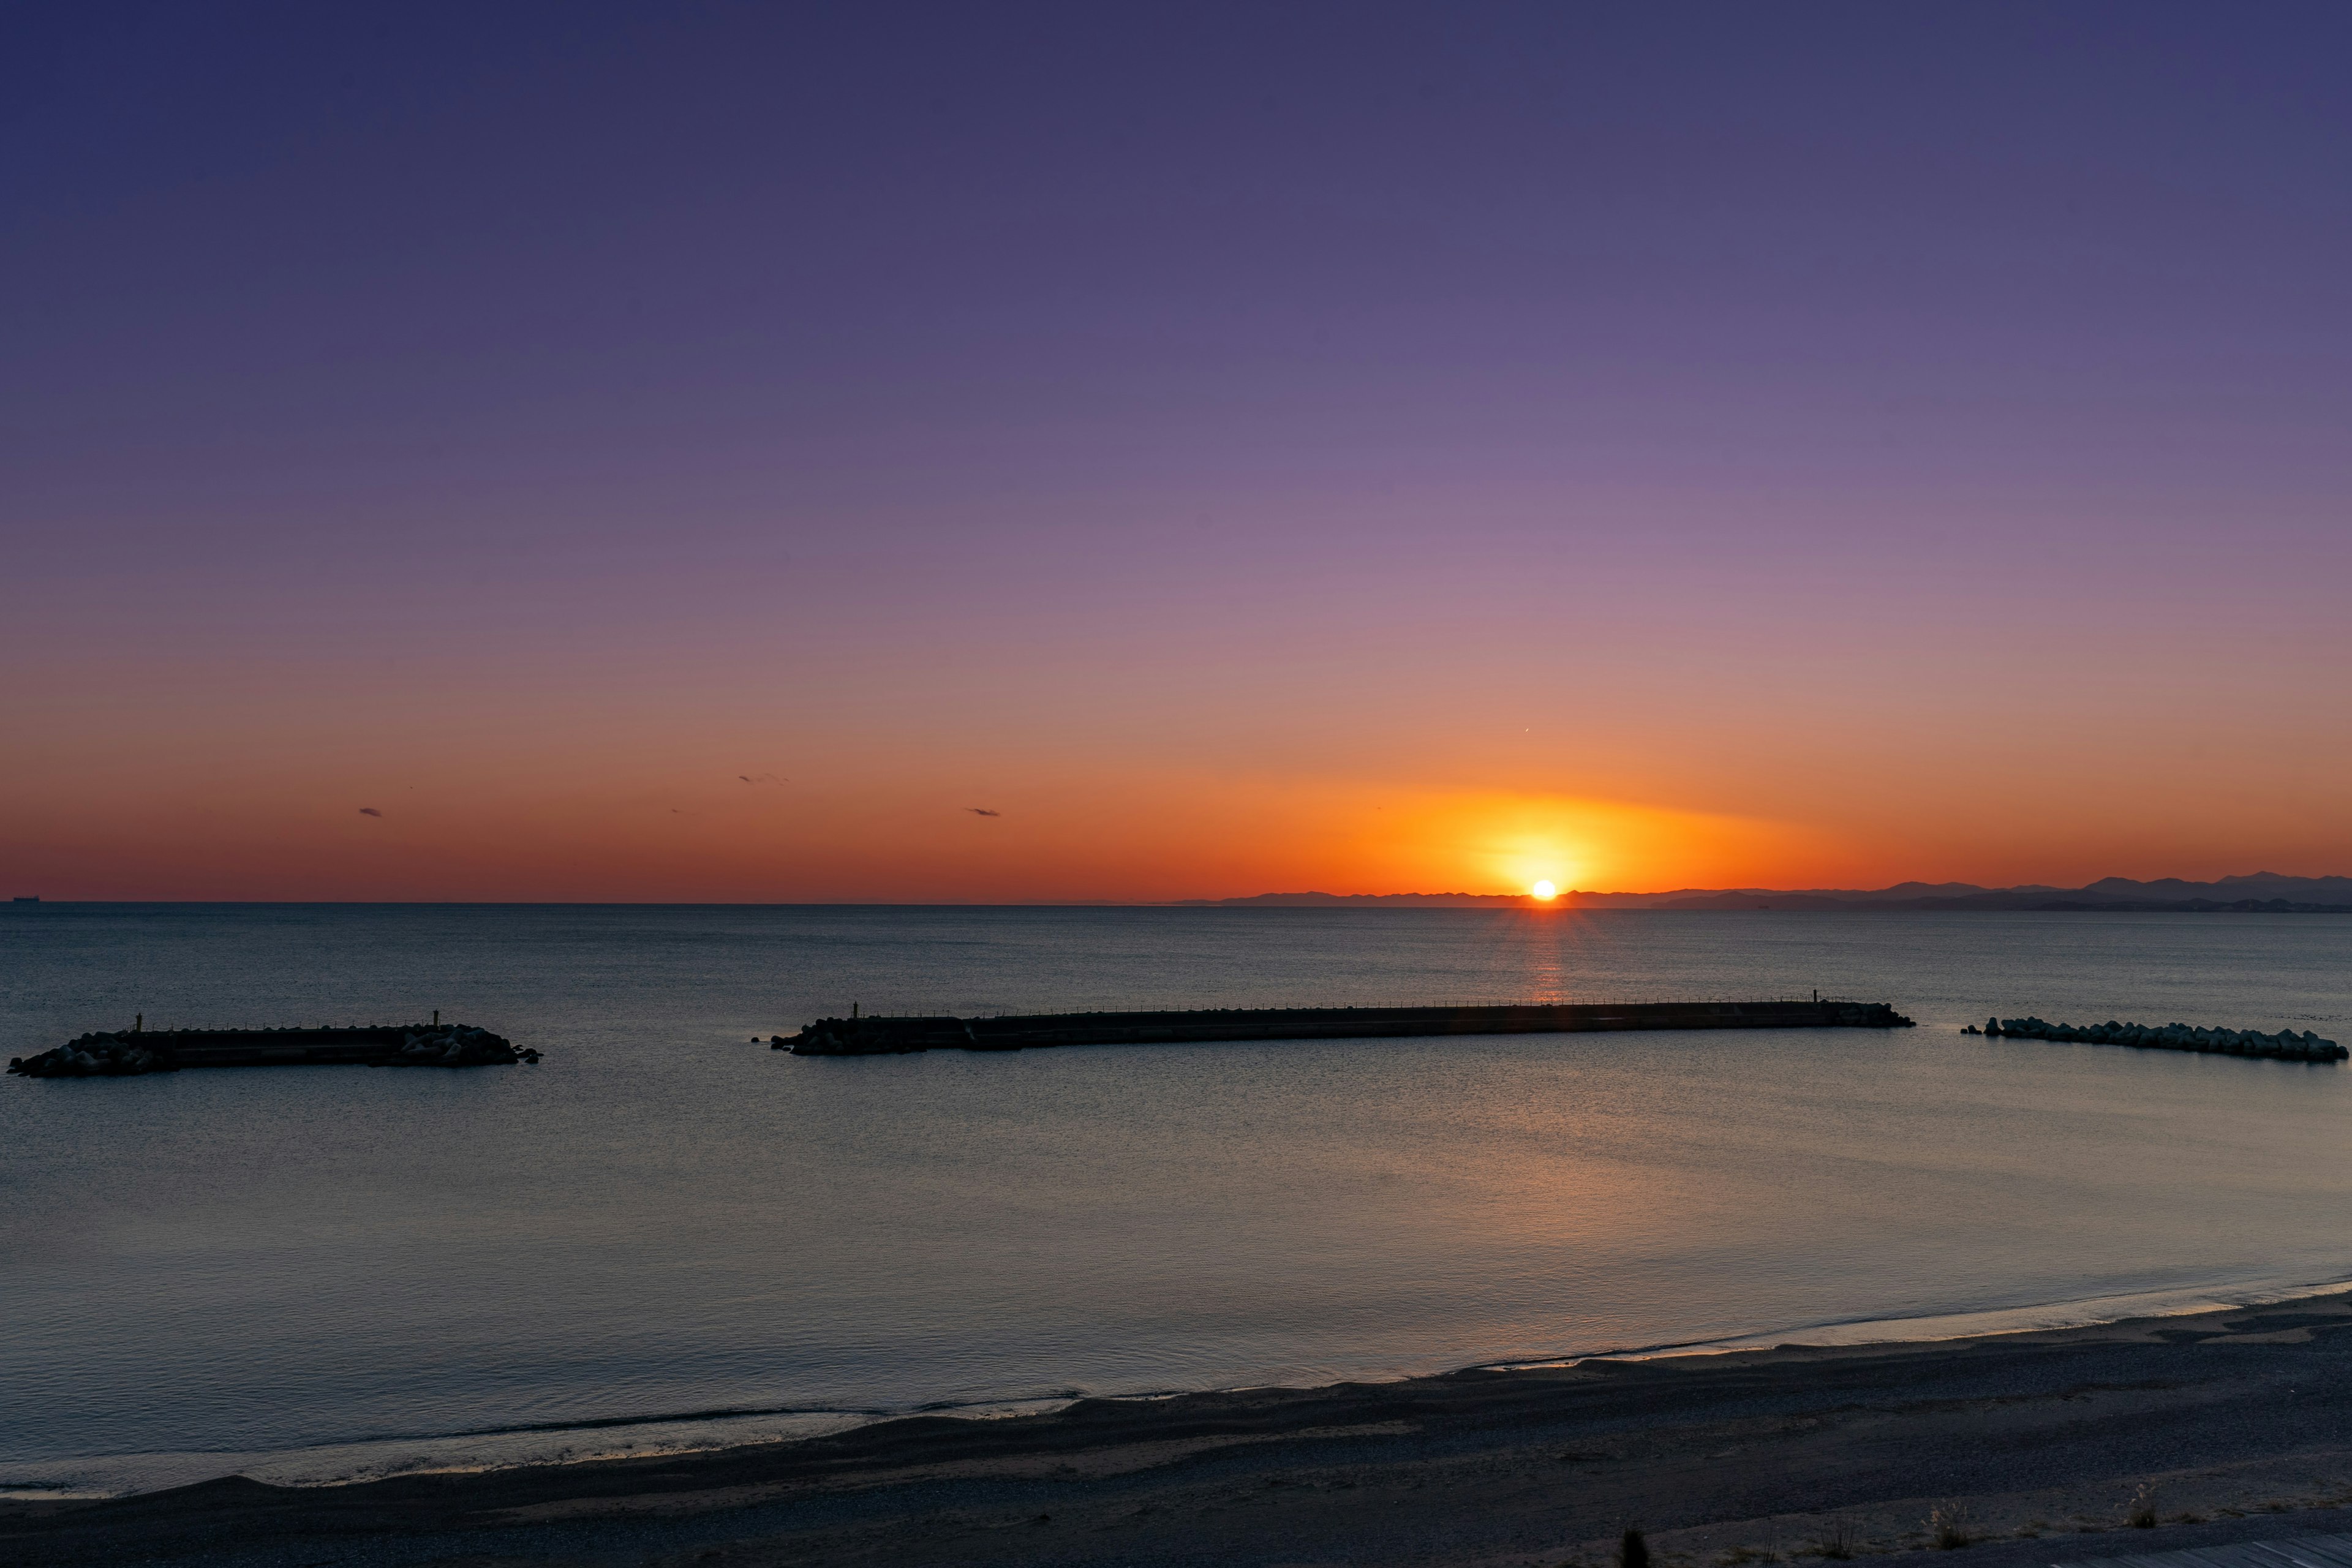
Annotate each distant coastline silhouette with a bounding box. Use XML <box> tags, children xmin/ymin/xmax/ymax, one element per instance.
<box><xmin>1183</xmin><ymin>872</ymin><xmax>2352</xmax><ymax>913</ymax></box>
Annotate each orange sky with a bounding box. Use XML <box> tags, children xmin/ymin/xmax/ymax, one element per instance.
<box><xmin>9</xmin><ymin>608</ymin><xmax>2350</xmax><ymax>900</ymax></box>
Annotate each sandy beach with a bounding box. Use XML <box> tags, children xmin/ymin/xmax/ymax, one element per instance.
<box><xmin>13</xmin><ymin>1289</ymin><xmax>2352</xmax><ymax>1567</ymax></box>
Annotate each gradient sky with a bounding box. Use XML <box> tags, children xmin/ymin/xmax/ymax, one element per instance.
<box><xmin>7</xmin><ymin>2</ymin><xmax>2350</xmax><ymax>901</ymax></box>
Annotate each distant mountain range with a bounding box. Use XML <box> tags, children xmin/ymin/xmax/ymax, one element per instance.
<box><xmin>1178</xmin><ymin>873</ymin><xmax>2352</xmax><ymax>913</ymax></box>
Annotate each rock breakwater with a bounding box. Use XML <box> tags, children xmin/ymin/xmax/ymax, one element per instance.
<box><xmin>7</xmin><ymin>1023</ymin><xmax>541</xmax><ymax>1078</ymax></box>
<box><xmin>1972</xmin><ymin>1016</ymin><xmax>2345</xmax><ymax>1061</ymax></box>
<box><xmin>10</xmin><ymin>1033</ymin><xmax>175</xmax><ymax>1077</ymax></box>
<box><xmin>780</xmin><ymin>999</ymin><xmax>1916</xmax><ymax>1056</ymax></box>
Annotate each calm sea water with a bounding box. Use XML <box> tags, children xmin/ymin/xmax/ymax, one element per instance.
<box><xmin>6</xmin><ymin>903</ymin><xmax>2352</xmax><ymax>1496</ymax></box>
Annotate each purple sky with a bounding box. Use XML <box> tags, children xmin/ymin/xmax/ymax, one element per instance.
<box><xmin>7</xmin><ymin>3</ymin><xmax>2351</xmax><ymax>899</ymax></box>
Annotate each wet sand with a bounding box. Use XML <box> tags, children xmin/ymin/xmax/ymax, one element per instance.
<box><xmin>12</xmin><ymin>1291</ymin><xmax>2352</xmax><ymax>1567</ymax></box>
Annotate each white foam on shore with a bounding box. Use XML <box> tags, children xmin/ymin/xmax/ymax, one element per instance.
<box><xmin>0</xmin><ymin>1399</ymin><xmax>1079</xmax><ymax>1500</ymax></box>
<box><xmin>1499</xmin><ymin>1273</ymin><xmax>2352</xmax><ymax>1368</ymax></box>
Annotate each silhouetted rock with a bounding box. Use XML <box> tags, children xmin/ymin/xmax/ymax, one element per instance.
<box><xmin>1984</xmin><ymin>1014</ymin><xmax>2342</xmax><ymax>1062</ymax></box>
<box><xmin>4</xmin><ymin>1031</ymin><xmax>176</xmax><ymax>1078</ymax></box>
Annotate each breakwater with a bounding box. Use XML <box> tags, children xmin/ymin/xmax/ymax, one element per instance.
<box><xmin>7</xmin><ymin>1023</ymin><xmax>540</xmax><ymax>1078</ymax></box>
<box><xmin>1972</xmin><ymin>1016</ymin><xmax>2345</xmax><ymax>1061</ymax></box>
<box><xmin>780</xmin><ymin>998</ymin><xmax>1914</xmax><ymax>1055</ymax></box>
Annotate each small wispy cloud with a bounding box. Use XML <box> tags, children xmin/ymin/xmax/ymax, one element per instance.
<box><xmin>968</xmin><ymin>807</ymin><xmax>1001</xmax><ymax>817</ymax></box>
<box><xmin>358</xmin><ymin>807</ymin><xmax>383</xmax><ymax>818</ymax></box>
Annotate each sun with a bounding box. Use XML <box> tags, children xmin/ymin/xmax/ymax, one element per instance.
<box><xmin>1530</xmin><ymin>880</ymin><xmax>1558</xmax><ymax>900</ymax></box>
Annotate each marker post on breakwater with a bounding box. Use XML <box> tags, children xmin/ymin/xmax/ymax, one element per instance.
<box><xmin>776</xmin><ymin>998</ymin><xmax>1916</xmax><ymax>1056</ymax></box>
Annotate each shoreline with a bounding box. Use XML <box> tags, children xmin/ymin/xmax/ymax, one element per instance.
<box><xmin>16</xmin><ymin>1286</ymin><xmax>2352</xmax><ymax>1566</ymax></box>
<box><xmin>20</xmin><ymin>1273</ymin><xmax>2351</xmax><ymax>1502</ymax></box>
<box><xmin>15</xmin><ymin>1272</ymin><xmax>2350</xmax><ymax>1504</ymax></box>
<box><xmin>1596</xmin><ymin>1272</ymin><xmax>2352</xmax><ymax>1361</ymax></box>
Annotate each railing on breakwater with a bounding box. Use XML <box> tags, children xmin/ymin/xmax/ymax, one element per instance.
<box><xmin>777</xmin><ymin>998</ymin><xmax>1916</xmax><ymax>1057</ymax></box>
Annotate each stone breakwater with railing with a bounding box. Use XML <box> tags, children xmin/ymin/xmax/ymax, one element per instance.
<box><xmin>780</xmin><ymin>999</ymin><xmax>1917</xmax><ymax>1055</ymax></box>
<box><xmin>1973</xmin><ymin>1016</ymin><xmax>2345</xmax><ymax>1061</ymax></box>
<box><xmin>7</xmin><ymin>1024</ymin><xmax>541</xmax><ymax>1078</ymax></box>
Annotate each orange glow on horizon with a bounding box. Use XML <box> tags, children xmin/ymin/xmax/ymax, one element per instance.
<box><xmin>8</xmin><ymin>678</ymin><xmax>2331</xmax><ymax>902</ymax></box>
<box><xmin>0</xmin><ymin>745</ymin><xmax>1848</xmax><ymax>901</ymax></box>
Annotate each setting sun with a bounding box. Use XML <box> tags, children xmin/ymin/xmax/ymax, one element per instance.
<box><xmin>1530</xmin><ymin>880</ymin><xmax>1558</xmax><ymax>900</ymax></box>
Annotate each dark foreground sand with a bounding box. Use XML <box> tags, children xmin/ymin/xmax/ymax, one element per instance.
<box><xmin>14</xmin><ymin>1292</ymin><xmax>2352</xmax><ymax>1568</ymax></box>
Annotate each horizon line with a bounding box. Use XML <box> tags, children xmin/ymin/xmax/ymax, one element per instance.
<box><xmin>9</xmin><ymin>870</ymin><xmax>2351</xmax><ymax>910</ymax></box>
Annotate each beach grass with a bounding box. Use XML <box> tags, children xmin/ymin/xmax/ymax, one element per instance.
<box><xmin>1811</xmin><ymin>1518</ymin><xmax>1860</xmax><ymax>1559</ymax></box>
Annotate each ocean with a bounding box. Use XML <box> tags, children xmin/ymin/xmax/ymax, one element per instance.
<box><xmin>5</xmin><ymin>902</ymin><xmax>2350</xmax><ymax>1496</ymax></box>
